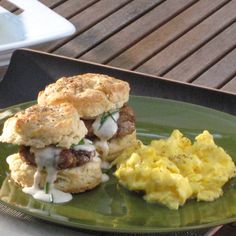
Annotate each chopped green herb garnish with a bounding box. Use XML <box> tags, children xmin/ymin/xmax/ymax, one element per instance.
<box><xmin>78</xmin><ymin>139</ymin><xmax>85</xmax><ymax>145</ymax></box>
<box><xmin>98</xmin><ymin>109</ymin><xmax>119</xmax><ymax>130</ymax></box>
<box><xmin>108</xmin><ymin>111</ymin><xmax>117</xmax><ymax>123</ymax></box>
<box><xmin>71</xmin><ymin>139</ymin><xmax>85</xmax><ymax>149</ymax></box>
<box><xmin>44</xmin><ymin>182</ymin><xmax>50</xmax><ymax>194</ymax></box>
<box><xmin>98</xmin><ymin>113</ymin><xmax>107</xmax><ymax>130</ymax></box>
<box><xmin>49</xmin><ymin>193</ymin><xmax>54</xmax><ymax>203</ymax></box>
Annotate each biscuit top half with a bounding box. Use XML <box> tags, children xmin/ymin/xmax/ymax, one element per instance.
<box><xmin>0</xmin><ymin>103</ymin><xmax>87</xmax><ymax>148</ymax></box>
<box><xmin>37</xmin><ymin>73</ymin><xmax>130</xmax><ymax>118</ymax></box>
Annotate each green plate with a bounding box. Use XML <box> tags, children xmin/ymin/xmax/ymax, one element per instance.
<box><xmin>0</xmin><ymin>96</ymin><xmax>236</xmax><ymax>233</ymax></box>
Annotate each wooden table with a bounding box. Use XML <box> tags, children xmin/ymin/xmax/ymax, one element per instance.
<box><xmin>1</xmin><ymin>0</ymin><xmax>236</xmax><ymax>94</ymax></box>
<box><xmin>1</xmin><ymin>1</ymin><xmax>236</xmax><ymax>235</ymax></box>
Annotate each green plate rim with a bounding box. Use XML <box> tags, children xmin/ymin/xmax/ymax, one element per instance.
<box><xmin>1</xmin><ymin>198</ymin><xmax>236</xmax><ymax>234</ymax></box>
<box><xmin>0</xmin><ymin>95</ymin><xmax>236</xmax><ymax>233</ymax></box>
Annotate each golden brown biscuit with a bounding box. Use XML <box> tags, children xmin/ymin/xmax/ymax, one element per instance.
<box><xmin>7</xmin><ymin>153</ymin><xmax>102</xmax><ymax>193</ymax></box>
<box><xmin>98</xmin><ymin>131</ymin><xmax>137</xmax><ymax>162</ymax></box>
<box><xmin>37</xmin><ymin>73</ymin><xmax>130</xmax><ymax>118</ymax></box>
<box><xmin>0</xmin><ymin>103</ymin><xmax>87</xmax><ymax>148</ymax></box>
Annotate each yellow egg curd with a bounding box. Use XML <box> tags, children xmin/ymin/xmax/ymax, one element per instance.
<box><xmin>114</xmin><ymin>130</ymin><xmax>236</xmax><ymax>210</ymax></box>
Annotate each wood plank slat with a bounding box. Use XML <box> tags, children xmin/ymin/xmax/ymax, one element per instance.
<box><xmin>53</xmin><ymin>0</ymin><xmax>163</xmax><ymax>58</ymax></box>
<box><xmin>164</xmin><ymin>22</ymin><xmax>236</xmax><ymax>82</ymax></box>
<box><xmin>12</xmin><ymin>0</ymin><xmax>64</xmax><ymax>15</ymax></box>
<box><xmin>135</xmin><ymin>0</ymin><xmax>236</xmax><ymax>76</ymax></box>
<box><xmin>35</xmin><ymin>0</ymin><xmax>99</xmax><ymax>52</ymax></box>
<box><xmin>192</xmin><ymin>48</ymin><xmax>236</xmax><ymax>88</ymax></box>
<box><xmin>37</xmin><ymin>0</ymin><xmax>132</xmax><ymax>53</ymax></box>
<box><xmin>221</xmin><ymin>75</ymin><xmax>236</xmax><ymax>94</ymax></box>
<box><xmin>80</xmin><ymin>0</ymin><xmax>196</xmax><ymax>64</ymax></box>
<box><xmin>107</xmin><ymin>0</ymin><xmax>230</xmax><ymax>70</ymax></box>
<box><xmin>53</xmin><ymin>0</ymin><xmax>98</xmax><ymax>19</ymax></box>
<box><xmin>0</xmin><ymin>0</ymin><xmax>18</xmax><ymax>12</ymax></box>
<box><xmin>40</xmin><ymin>0</ymin><xmax>66</xmax><ymax>9</ymax></box>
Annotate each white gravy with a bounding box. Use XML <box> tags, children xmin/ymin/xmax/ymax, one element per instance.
<box><xmin>22</xmin><ymin>146</ymin><xmax>72</xmax><ymax>203</ymax></box>
<box><xmin>101</xmin><ymin>161</ymin><xmax>110</xmax><ymax>169</ymax></box>
<box><xmin>94</xmin><ymin>140</ymin><xmax>109</xmax><ymax>157</ymax></box>
<box><xmin>72</xmin><ymin>139</ymin><xmax>96</xmax><ymax>153</ymax></box>
<box><xmin>101</xmin><ymin>173</ymin><xmax>110</xmax><ymax>182</ymax></box>
<box><xmin>92</xmin><ymin>111</ymin><xmax>119</xmax><ymax>157</ymax></box>
<box><xmin>73</xmin><ymin>143</ymin><xmax>95</xmax><ymax>153</ymax></box>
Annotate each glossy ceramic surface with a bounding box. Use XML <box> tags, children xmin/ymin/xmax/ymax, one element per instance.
<box><xmin>0</xmin><ymin>96</ymin><xmax>236</xmax><ymax>233</ymax></box>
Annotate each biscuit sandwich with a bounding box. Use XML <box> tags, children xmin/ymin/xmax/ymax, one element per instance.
<box><xmin>37</xmin><ymin>73</ymin><xmax>137</xmax><ymax>162</ymax></box>
<box><xmin>0</xmin><ymin>103</ymin><xmax>102</xmax><ymax>203</ymax></box>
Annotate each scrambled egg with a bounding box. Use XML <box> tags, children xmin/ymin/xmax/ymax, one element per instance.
<box><xmin>114</xmin><ymin>130</ymin><xmax>236</xmax><ymax>210</ymax></box>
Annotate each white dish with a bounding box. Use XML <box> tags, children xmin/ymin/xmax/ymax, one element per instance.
<box><xmin>0</xmin><ymin>0</ymin><xmax>76</xmax><ymax>66</ymax></box>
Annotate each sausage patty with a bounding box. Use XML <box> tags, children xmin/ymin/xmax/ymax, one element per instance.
<box><xmin>19</xmin><ymin>145</ymin><xmax>96</xmax><ymax>170</ymax></box>
<box><xmin>83</xmin><ymin>105</ymin><xmax>135</xmax><ymax>139</ymax></box>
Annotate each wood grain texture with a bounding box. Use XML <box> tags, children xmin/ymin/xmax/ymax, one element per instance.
<box><xmin>35</xmin><ymin>0</ymin><xmax>99</xmax><ymax>52</ymax></box>
<box><xmin>108</xmin><ymin>0</ymin><xmax>228</xmax><ymax>70</ymax></box>
<box><xmin>164</xmin><ymin>22</ymin><xmax>236</xmax><ymax>82</ymax></box>
<box><xmin>135</xmin><ymin>0</ymin><xmax>236</xmax><ymax>76</ymax></box>
<box><xmin>192</xmin><ymin>48</ymin><xmax>236</xmax><ymax>88</ymax></box>
<box><xmin>3</xmin><ymin>0</ymin><xmax>235</xmax><ymax>94</ymax></box>
<box><xmin>54</xmin><ymin>0</ymin><xmax>162</xmax><ymax>58</ymax></box>
<box><xmin>37</xmin><ymin>0</ymin><xmax>131</xmax><ymax>53</ymax></box>
<box><xmin>80</xmin><ymin>0</ymin><xmax>195</xmax><ymax>64</ymax></box>
<box><xmin>40</xmin><ymin>0</ymin><xmax>65</xmax><ymax>8</ymax></box>
<box><xmin>221</xmin><ymin>75</ymin><xmax>236</xmax><ymax>94</ymax></box>
<box><xmin>0</xmin><ymin>0</ymin><xmax>18</xmax><ymax>12</ymax></box>
<box><xmin>54</xmin><ymin>0</ymin><xmax>98</xmax><ymax>19</ymax></box>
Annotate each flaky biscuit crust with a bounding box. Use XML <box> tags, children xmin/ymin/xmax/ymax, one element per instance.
<box><xmin>0</xmin><ymin>103</ymin><xmax>87</xmax><ymax>148</ymax></box>
<box><xmin>37</xmin><ymin>73</ymin><xmax>130</xmax><ymax>118</ymax></box>
<box><xmin>7</xmin><ymin>153</ymin><xmax>102</xmax><ymax>193</ymax></box>
<box><xmin>99</xmin><ymin>131</ymin><xmax>137</xmax><ymax>162</ymax></box>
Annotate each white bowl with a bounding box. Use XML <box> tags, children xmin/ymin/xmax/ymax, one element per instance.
<box><xmin>0</xmin><ymin>0</ymin><xmax>76</xmax><ymax>66</ymax></box>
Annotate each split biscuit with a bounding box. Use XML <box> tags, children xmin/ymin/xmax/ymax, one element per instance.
<box><xmin>0</xmin><ymin>103</ymin><xmax>87</xmax><ymax>149</ymax></box>
<box><xmin>37</xmin><ymin>73</ymin><xmax>130</xmax><ymax>118</ymax></box>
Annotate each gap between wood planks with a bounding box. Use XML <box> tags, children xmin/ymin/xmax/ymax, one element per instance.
<box><xmin>131</xmin><ymin>0</ymin><xmax>231</xmax><ymax>72</ymax></box>
<box><xmin>46</xmin><ymin>0</ymin><xmax>134</xmax><ymax>53</ymax></box>
<box><xmin>79</xmin><ymin>0</ymin><xmax>198</xmax><ymax>63</ymax></box>
<box><xmin>105</xmin><ymin>0</ymin><xmax>230</xmax><ymax>70</ymax></box>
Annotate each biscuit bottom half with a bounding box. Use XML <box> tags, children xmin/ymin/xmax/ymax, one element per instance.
<box><xmin>101</xmin><ymin>131</ymin><xmax>138</xmax><ymax>162</ymax></box>
<box><xmin>7</xmin><ymin>153</ymin><xmax>102</xmax><ymax>193</ymax></box>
